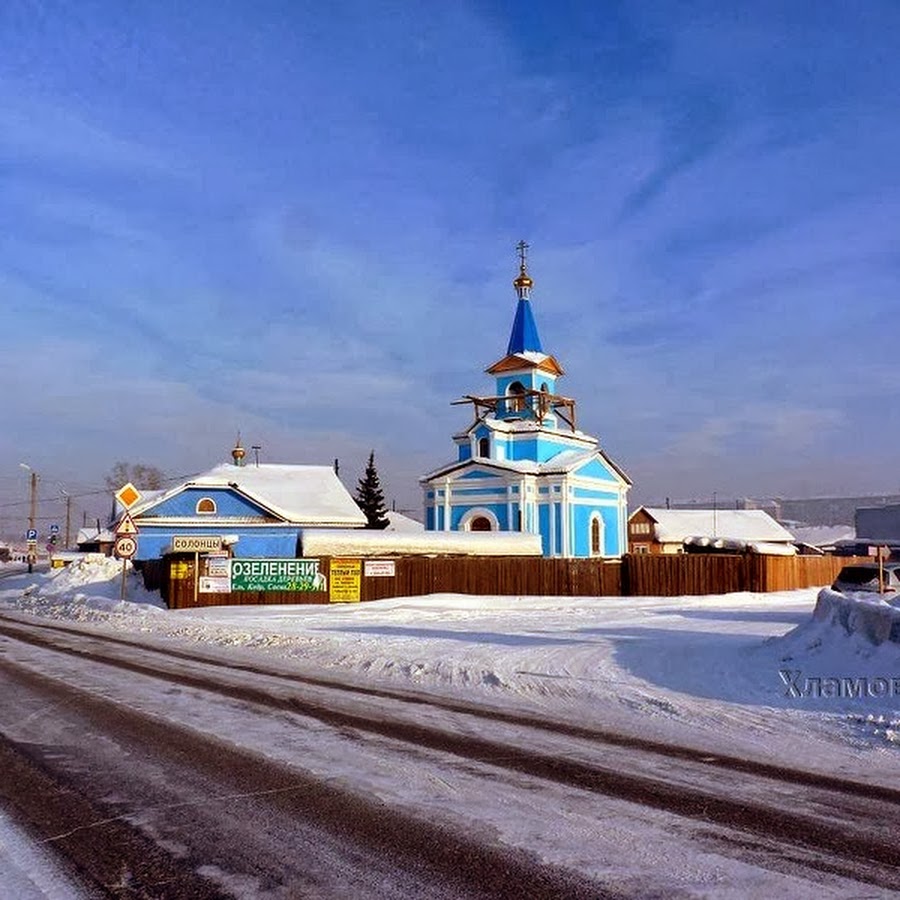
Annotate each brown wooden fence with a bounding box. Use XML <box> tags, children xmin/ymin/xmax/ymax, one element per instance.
<box><xmin>141</xmin><ymin>553</ymin><xmax>866</xmax><ymax>610</ymax></box>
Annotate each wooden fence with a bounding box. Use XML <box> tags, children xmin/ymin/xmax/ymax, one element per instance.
<box><xmin>140</xmin><ymin>553</ymin><xmax>866</xmax><ymax>610</ymax></box>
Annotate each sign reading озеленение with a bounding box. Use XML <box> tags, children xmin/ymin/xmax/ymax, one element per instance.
<box><xmin>231</xmin><ymin>558</ymin><xmax>326</xmax><ymax>592</ymax></box>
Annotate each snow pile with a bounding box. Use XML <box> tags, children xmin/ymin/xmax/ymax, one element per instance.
<box><xmin>812</xmin><ymin>587</ymin><xmax>900</xmax><ymax>645</ymax></box>
<box><xmin>2</xmin><ymin>556</ymin><xmax>166</xmax><ymax>622</ymax></box>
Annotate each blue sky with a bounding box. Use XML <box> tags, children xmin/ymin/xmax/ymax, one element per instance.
<box><xmin>2</xmin><ymin>1</ymin><xmax>900</xmax><ymax>530</ymax></box>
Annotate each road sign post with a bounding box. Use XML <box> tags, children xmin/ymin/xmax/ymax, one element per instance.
<box><xmin>115</xmin><ymin>502</ymin><xmax>140</xmax><ymax>600</ymax></box>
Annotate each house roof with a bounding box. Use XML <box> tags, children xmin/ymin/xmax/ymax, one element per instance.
<box><xmin>634</xmin><ymin>507</ymin><xmax>795</xmax><ymax>543</ymax></box>
<box><xmin>76</xmin><ymin>526</ymin><xmax>116</xmax><ymax>545</ymax></box>
<box><xmin>131</xmin><ymin>463</ymin><xmax>367</xmax><ymax>527</ymax></box>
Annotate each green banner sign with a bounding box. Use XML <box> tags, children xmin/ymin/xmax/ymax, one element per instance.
<box><xmin>230</xmin><ymin>558</ymin><xmax>326</xmax><ymax>592</ymax></box>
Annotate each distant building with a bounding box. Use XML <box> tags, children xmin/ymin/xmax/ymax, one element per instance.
<box><xmin>669</xmin><ymin>495</ymin><xmax>900</xmax><ymax>528</ymax></box>
<box><xmin>628</xmin><ymin>507</ymin><xmax>796</xmax><ymax>555</ymax></box>
<box><xmin>855</xmin><ymin>504</ymin><xmax>900</xmax><ymax>546</ymax></box>
<box><xmin>421</xmin><ymin>243</ymin><xmax>631</xmax><ymax>558</ymax></box>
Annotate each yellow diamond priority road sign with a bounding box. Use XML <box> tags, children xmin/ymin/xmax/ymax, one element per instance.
<box><xmin>115</xmin><ymin>482</ymin><xmax>142</xmax><ymax>510</ymax></box>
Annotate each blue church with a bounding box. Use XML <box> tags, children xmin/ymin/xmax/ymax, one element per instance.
<box><xmin>421</xmin><ymin>243</ymin><xmax>631</xmax><ymax>558</ymax></box>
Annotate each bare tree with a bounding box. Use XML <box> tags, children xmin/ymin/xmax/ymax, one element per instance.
<box><xmin>105</xmin><ymin>462</ymin><xmax>165</xmax><ymax>492</ymax></box>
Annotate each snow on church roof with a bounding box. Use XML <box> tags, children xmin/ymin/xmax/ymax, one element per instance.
<box><xmin>422</xmin><ymin>448</ymin><xmax>630</xmax><ymax>484</ymax></box>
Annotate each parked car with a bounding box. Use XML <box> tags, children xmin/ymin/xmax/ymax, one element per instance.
<box><xmin>831</xmin><ymin>562</ymin><xmax>900</xmax><ymax>597</ymax></box>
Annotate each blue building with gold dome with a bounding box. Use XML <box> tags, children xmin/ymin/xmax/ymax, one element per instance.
<box><xmin>421</xmin><ymin>243</ymin><xmax>631</xmax><ymax>558</ymax></box>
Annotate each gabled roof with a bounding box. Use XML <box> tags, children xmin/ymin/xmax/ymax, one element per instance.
<box><xmin>485</xmin><ymin>351</ymin><xmax>564</xmax><ymax>376</ymax></box>
<box><xmin>633</xmin><ymin>508</ymin><xmax>794</xmax><ymax>543</ymax></box>
<box><xmin>130</xmin><ymin>463</ymin><xmax>367</xmax><ymax>527</ymax></box>
<box><xmin>421</xmin><ymin>448</ymin><xmax>631</xmax><ymax>486</ymax></box>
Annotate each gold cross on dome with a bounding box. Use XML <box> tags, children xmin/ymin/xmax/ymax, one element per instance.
<box><xmin>516</xmin><ymin>239</ymin><xmax>529</xmax><ymax>269</ymax></box>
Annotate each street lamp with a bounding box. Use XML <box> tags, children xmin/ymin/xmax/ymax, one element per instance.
<box><xmin>19</xmin><ymin>463</ymin><xmax>38</xmax><ymax>572</ymax></box>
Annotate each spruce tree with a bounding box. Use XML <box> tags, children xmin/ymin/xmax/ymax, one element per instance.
<box><xmin>355</xmin><ymin>451</ymin><xmax>389</xmax><ymax>529</ymax></box>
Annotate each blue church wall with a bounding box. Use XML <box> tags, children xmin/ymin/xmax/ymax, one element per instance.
<box><xmin>538</xmin><ymin>505</ymin><xmax>551</xmax><ymax>555</ymax></box>
<box><xmin>450</xmin><ymin>503</ymin><xmax>510</xmax><ymax>530</ymax></box>
<box><xmin>505</xmin><ymin>436</ymin><xmax>575</xmax><ymax>463</ymax></box>
<box><xmin>572</xmin><ymin>486</ymin><xmax>620</xmax><ymax>501</ymax></box>
<box><xmin>571</xmin><ymin>504</ymin><xmax>622</xmax><ymax>556</ymax></box>
<box><xmin>458</xmin><ymin>445</ymin><xmax>472</xmax><ymax>462</ymax></box>
<box><xmin>574</xmin><ymin>458</ymin><xmax>620</xmax><ymax>482</ymax></box>
<box><xmin>458</xmin><ymin>469</ymin><xmax>495</xmax><ymax>479</ymax></box>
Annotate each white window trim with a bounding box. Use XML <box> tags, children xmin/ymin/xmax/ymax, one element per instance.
<box><xmin>459</xmin><ymin>507</ymin><xmax>501</xmax><ymax>531</ymax></box>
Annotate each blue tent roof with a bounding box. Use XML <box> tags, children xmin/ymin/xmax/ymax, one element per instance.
<box><xmin>506</xmin><ymin>298</ymin><xmax>543</xmax><ymax>354</ymax></box>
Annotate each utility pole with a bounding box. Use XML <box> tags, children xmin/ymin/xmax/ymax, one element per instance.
<box><xmin>61</xmin><ymin>489</ymin><xmax>72</xmax><ymax>549</ymax></box>
<box><xmin>20</xmin><ymin>464</ymin><xmax>37</xmax><ymax>572</ymax></box>
<box><xmin>28</xmin><ymin>471</ymin><xmax>36</xmax><ymax>534</ymax></box>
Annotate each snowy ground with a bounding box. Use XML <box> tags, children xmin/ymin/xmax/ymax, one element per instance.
<box><xmin>0</xmin><ymin>557</ymin><xmax>898</xmax><ymax>895</ymax></box>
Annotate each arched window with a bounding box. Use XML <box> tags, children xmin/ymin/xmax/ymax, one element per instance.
<box><xmin>477</xmin><ymin>436</ymin><xmax>490</xmax><ymax>457</ymax></box>
<box><xmin>590</xmin><ymin>514</ymin><xmax>604</xmax><ymax>556</ymax></box>
<box><xmin>196</xmin><ymin>497</ymin><xmax>217</xmax><ymax>514</ymax></box>
<box><xmin>507</xmin><ymin>381</ymin><xmax>526</xmax><ymax>412</ymax></box>
<box><xmin>460</xmin><ymin>508</ymin><xmax>500</xmax><ymax>532</ymax></box>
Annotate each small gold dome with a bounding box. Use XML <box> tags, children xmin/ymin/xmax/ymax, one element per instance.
<box><xmin>513</xmin><ymin>269</ymin><xmax>534</xmax><ymax>291</ymax></box>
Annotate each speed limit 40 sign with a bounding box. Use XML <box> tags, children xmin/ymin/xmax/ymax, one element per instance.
<box><xmin>114</xmin><ymin>535</ymin><xmax>137</xmax><ymax>559</ymax></box>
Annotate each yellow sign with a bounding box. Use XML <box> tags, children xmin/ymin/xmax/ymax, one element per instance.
<box><xmin>330</xmin><ymin>558</ymin><xmax>361</xmax><ymax>603</ymax></box>
<box><xmin>115</xmin><ymin>482</ymin><xmax>142</xmax><ymax>509</ymax></box>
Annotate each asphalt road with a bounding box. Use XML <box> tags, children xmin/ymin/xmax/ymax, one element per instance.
<box><xmin>0</xmin><ymin>612</ymin><xmax>897</xmax><ymax>898</ymax></box>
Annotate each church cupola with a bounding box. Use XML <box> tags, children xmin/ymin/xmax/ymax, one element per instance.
<box><xmin>231</xmin><ymin>434</ymin><xmax>246</xmax><ymax>466</ymax></box>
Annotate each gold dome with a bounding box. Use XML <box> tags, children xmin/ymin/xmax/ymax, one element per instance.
<box><xmin>513</xmin><ymin>268</ymin><xmax>534</xmax><ymax>291</ymax></box>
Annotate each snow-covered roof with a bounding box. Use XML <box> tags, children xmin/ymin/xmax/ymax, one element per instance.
<box><xmin>385</xmin><ymin>511</ymin><xmax>425</xmax><ymax>533</ymax></box>
<box><xmin>423</xmin><ymin>448</ymin><xmax>628</xmax><ymax>483</ymax></box>
<box><xmin>133</xmin><ymin>463</ymin><xmax>367</xmax><ymax>526</ymax></box>
<box><xmin>76</xmin><ymin>526</ymin><xmax>116</xmax><ymax>544</ymax></box>
<box><xmin>684</xmin><ymin>536</ymin><xmax>797</xmax><ymax>556</ymax></box>
<box><xmin>790</xmin><ymin>525</ymin><xmax>856</xmax><ymax>547</ymax></box>
<box><xmin>300</xmin><ymin>528</ymin><xmax>543</xmax><ymax>557</ymax></box>
<box><xmin>637</xmin><ymin>508</ymin><xmax>795</xmax><ymax>543</ymax></box>
<box><xmin>463</xmin><ymin>417</ymin><xmax>597</xmax><ymax>442</ymax></box>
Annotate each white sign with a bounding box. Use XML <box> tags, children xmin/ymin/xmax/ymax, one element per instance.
<box><xmin>114</xmin><ymin>535</ymin><xmax>137</xmax><ymax>559</ymax></box>
<box><xmin>199</xmin><ymin>576</ymin><xmax>231</xmax><ymax>594</ymax></box>
<box><xmin>364</xmin><ymin>559</ymin><xmax>396</xmax><ymax>577</ymax></box>
<box><xmin>207</xmin><ymin>556</ymin><xmax>230</xmax><ymax>578</ymax></box>
<box><xmin>171</xmin><ymin>535</ymin><xmax>222</xmax><ymax>553</ymax></box>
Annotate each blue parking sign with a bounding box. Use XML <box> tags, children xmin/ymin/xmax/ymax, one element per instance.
<box><xmin>26</xmin><ymin>528</ymin><xmax>37</xmax><ymax>541</ymax></box>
